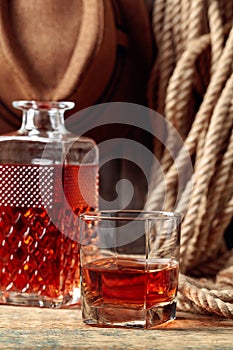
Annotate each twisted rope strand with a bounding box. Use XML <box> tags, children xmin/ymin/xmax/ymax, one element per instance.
<box><xmin>180</xmin><ymin>0</ymin><xmax>190</xmax><ymax>48</ymax></box>
<box><xmin>199</xmin><ymin>126</ymin><xmax>233</xmax><ymax>254</ymax></box>
<box><xmin>187</xmin><ymin>0</ymin><xmax>205</xmax><ymax>41</ymax></box>
<box><xmin>171</xmin><ymin>0</ymin><xmax>183</xmax><ymax>61</ymax></box>
<box><xmin>208</xmin><ymin>0</ymin><xmax>225</xmax><ymax>76</ymax></box>
<box><xmin>205</xmin><ymin>290</ymin><xmax>233</xmax><ymax>303</ymax></box>
<box><xmin>179</xmin><ymin>275</ymin><xmax>233</xmax><ymax>318</ymax></box>
<box><xmin>152</xmin><ymin>0</ymin><xmax>167</xmax><ymax>45</ymax></box>
<box><xmin>165</xmin><ymin>34</ymin><xmax>210</xmax><ymax>136</ymax></box>
<box><xmin>147</xmin><ymin>0</ymin><xmax>167</xmax><ymax>109</ymax></box>
<box><xmin>177</xmin><ymin>293</ymin><xmax>208</xmax><ymax>315</ymax></box>
<box><xmin>156</xmin><ymin>0</ymin><xmax>175</xmax><ymax>114</ymax></box>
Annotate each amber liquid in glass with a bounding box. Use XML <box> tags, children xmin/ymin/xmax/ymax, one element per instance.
<box><xmin>0</xmin><ymin>164</ymin><xmax>98</xmax><ymax>306</ymax></box>
<box><xmin>82</xmin><ymin>257</ymin><xmax>179</xmax><ymax>309</ymax></box>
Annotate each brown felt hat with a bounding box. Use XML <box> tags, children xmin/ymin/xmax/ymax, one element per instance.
<box><xmin>0</xmin><ymin>0</ymin><xmax>153</xmax><ymax>134</ymax></box>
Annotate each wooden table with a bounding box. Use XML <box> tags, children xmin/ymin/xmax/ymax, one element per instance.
<box><xmin>0</xmin><ymin>305</ymin><xmax>232</xmax><ymax>349</ymax></box>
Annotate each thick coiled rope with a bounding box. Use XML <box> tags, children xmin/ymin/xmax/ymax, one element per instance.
<box><xmin>146</xmin><ymin>0</ymin><xmax>233</xmax><ymax>318</ymax></box>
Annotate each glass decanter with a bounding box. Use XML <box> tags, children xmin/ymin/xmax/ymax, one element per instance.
<box><xmin>0</xmin><ymin>101</ymin><xmax>98</xmax><ymax>307</ymax></box>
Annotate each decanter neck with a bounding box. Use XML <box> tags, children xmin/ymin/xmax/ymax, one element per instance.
<box><xmin>13</xmin><ymin>101</ymin><xmax>75</xmax><ymax>135</ymax></box>
<box><xmin>21</xmin><ymin>108</ymin><xmax>65</xmax><ymax>133</ymax></box>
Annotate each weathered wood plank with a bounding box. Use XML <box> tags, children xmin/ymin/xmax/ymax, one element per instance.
<box><xmin>0</xmin><ymin>306</ymin><xmax>232</xmax><ymax>349</ymax></box>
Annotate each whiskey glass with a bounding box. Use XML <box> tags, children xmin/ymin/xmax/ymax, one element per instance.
<box><xmin>80</xmin><ymin>210</ymin><xmax>180</xmax><ymax>328</ymax></box>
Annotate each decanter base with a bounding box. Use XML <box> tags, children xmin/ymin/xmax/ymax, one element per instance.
<box><xmin>0</xmin><ymin>290</ymin><xmax>81</xmax><ymax>308</ymax></box>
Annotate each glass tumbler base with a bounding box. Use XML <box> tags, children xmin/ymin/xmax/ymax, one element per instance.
<box><xmin>82</xmin><ymin>300</ymin><xmax>177</xmax><ymax>329</ymax></box>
